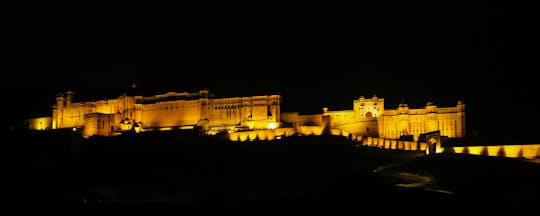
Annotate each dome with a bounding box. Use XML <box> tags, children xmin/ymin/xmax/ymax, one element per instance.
<box><xmin>426</xmin><ymin>98</ymin><xmax>435</xmax><ymax>106</ymax></box>
<box><xmin>399</xmin><ymin>98</ymin><xmax>407</xmax><ymax>107</ymax></box>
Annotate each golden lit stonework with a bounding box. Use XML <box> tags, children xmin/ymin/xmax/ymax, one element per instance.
<box><xmin>31</xmin><ymin>89</ymin><xmax>280</xmax><ymax>137</ymax></box>
<box><xmin>280</xmin><ymin>95</ymin><xmax>465</xmax><ymax>142</ymax></box>
<box><xmin>25</xmin><ymin>90</ymin><xmax>465</xmax><ymax>143</ymax></box>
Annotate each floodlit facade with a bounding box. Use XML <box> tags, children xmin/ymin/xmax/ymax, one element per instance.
<box><xmin>281</xmin><ymin>96</ymin><xmax>465</xmax><ymax>141</ymax></box>
<box><xmin>379</xmin><ymin>100</ymin><xmax>466</xmax><ymax>141</ymax></box>
<box><xmin>46</xmin><ymin>89</ymin><xmax>280</xmax><ymax>137</ymax></box>
<box><xmin>27</xmin><ymin>90</ymin><xmax>465</xmax><ymax>141</ymax></box>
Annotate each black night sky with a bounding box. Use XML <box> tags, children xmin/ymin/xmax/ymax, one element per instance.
<box><xmin>6</xmin><ymin>3</ymin><xmax>534</xmax><ymax>142</ymax></box>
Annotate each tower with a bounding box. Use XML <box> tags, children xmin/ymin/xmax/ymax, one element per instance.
<box><xmin>397</xmin><ymin>101</ymin><xmax>410</xmax><ymax>136</ymax></box>
<box><xmin>198</xmin><ymin>89</ymin><xmax>211</xmax><ymax>130</ymax></box>
<box><xmin>322</xmin><ymin>107</ymin><xmax>332</xmax><ymax>135</ymax></box>
<box><xmin>66</xmin><ymin>90</ymin><xmax>74</xmax><ymax>108</ymax></box>
<box><xmin>353</xmin><ymin>95</ymin><xmax>384</xmax><ymax>120</ymax></box>
<box><xmin>425</xmin><ymin>99</ymin><xmax>438</xmax><ymax>132</ymax></box>
<box><xmin>268</xmin><ymin>95</ymin><xmax>280</xmax><ymax>122</ymax></box>
<box><xmin>425</xmin><ymin>98</ymin><xmax>437</xmax><ymax>113</ymax></box>
<box><xmin>52</xmin><ymin>93</ymin><xmax>65</xmax><ymax>129</ymax></box>
<box><xmin>398</xmin><ymin>99</ymin><xmax>409</xmax><ymax>114</ymax></box>
<box><xmin>351</xmin><ymin>95</ymin><xmax>384</xmax><ymax>137</ymax></box>
<box><xmin>456</xmin><ymin>100</ymin><xmax>466</xmax><ymax>137</ymax></box>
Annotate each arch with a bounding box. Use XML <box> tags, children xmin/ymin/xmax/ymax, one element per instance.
<box><xmin>365</xmin><ymin>112</ymin><xmax>372</xmax><ymax>118</ymax></box>
<box><xmin>427</xmin><ymin>137</ymin><xmax>438</xmax><ymax>155</ymax></box>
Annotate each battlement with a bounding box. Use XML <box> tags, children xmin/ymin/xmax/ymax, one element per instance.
<box><xmin>354</xmin><ymin>95</ymin><xmax>384</xmax><ymax>104</ymax></box>
<box><xmin>136</xmin><ymin>90</ymin><xmax>210</xmax><ymax>104</ymax></box>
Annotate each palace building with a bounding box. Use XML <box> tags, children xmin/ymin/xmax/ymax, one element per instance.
<box><xmin>25</xmin><ymin>90</ymin><xmax>465</xmax><ymax>141</ymax></box>
<box><xmin>26</xmin><ymin>89</ymin><xmax>280</xmax><ymax>137</ymax></box>
<box><xmin>279</xmin><ymin>95</ymin><xmax>465</xmax><ymax>141</ymax></box>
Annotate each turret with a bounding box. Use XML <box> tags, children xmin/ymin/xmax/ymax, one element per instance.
<box><xmin>398</xmin><ymin>100</ymin><xmax>409</xmax><ymax>114</ymax></box>
<box><xmin>199</xmin><ymin>89</ymin><xmax>209</xmax><ymax>98</ymax></box>
<box><xmin>457</xmin><ymin>100</ymin><xmax>465</xmax><ymax>112</ymax></box>
<box><xmin>425</xmin><ymin>98</ymin><xmax>437</xmax><ymax>113</ymax></box>
<box><xmin>456</xmin><ymin>100</ymin><xmax>466</xmax><ymax>137</ymax></box>
<box><xmin>322</xmin><ymin>107</ymin><xmax>332</xmax><ymax>135</ymax></box>
<box><xmin>52</xmin><ymin>93</ymin><xmax>65</xmax><ymax>129</ymax></box>
<box><xmin>322</xmin><ymin>107</ymin><xmax>329</xmax><ymax>116</ymax></box>
<box><xmin>66</xmin><ymin>91</ymin><xmax>74</xmax><ymax>108</ymax></box>
<box><xmin>398</xmin><ymin>103</ymin><xmax>409</xmax><ymax>114</ymax></box>
<box><xmin>268</xmin><ymin>95</ymin><xmax>281</xmax><ymax>122</ymax></box>
<box><xmin>55</xmin><ymin>93</ymin><xmax>65</xmax><ymax>109</ymax></box>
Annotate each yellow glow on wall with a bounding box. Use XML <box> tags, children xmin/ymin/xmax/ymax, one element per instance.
<box><xmin>228</xmin><ymin>128</ymin><xmax>295</xmax><ymax>141</ymax></box>
<box><xmin>383</xmin><ymin>140</ymin><xmax>390</xmax><ymax>149</ymax></box>
<box><xmin>450</xmin><ymin>145</ymin><xmax>540</xmax><ymax>160</ymax></box>
<box><xmin>419</xmin><ymin>143</ymin><xmax>427</xmax><ymax>151</ymax></box>
<box><xmin>26</xmin><ymin>117</ymin><xmax>52</xmax><ymax>130</ymax></box>
<box><xmin>380</xmin><ymin>103</ymin><xmax>465</xmax><ymax>141</ymax></box>
<box><xmin>362</xmin><ymin>138</ymin><xmax>428</xmax><ymax>151</ymax></box>
<box><xmin>239</xmin><ymin>133</ymin><xmax>248</xmax><ymax>141</ymax></box>
<box><xmin>248</xmin><ymin>131</ymin><xmax>258</xmax><ymax>140</ymax></box>
<box><xmin>296</xmin><ymin>126</ymin><xmax>323</xmax><ymax>136</ymax></box>
<box><xmin>358</xmin><ymin>139</ymin><xmax>539</xmax><ymax>161</ymax></box>
<box><xmin>25</xmin><ymin>117</ymin><xmax>52</xmax><ymax>130</ymax></box>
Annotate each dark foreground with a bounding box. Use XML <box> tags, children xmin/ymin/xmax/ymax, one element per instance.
<box><xmin>4</xmin><ymin>130</ymin><xmax>540</xmax><ymax>215</ymax></box>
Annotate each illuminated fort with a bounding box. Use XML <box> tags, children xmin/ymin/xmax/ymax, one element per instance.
<box><xmin>280</xmin><ymin>95</ymin><xmax>465</xmax><ymax>142</ymax></box>
<box><xmin>25</xmin><ymin>89</ymin><xmax>465</xmax><ymax>142</ymax></box>
<box><xmin>25</xmin><ymin>90</ymin><xmax>540</xmax><ymax>161</ymax></box>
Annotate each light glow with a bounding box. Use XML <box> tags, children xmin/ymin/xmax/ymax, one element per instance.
<box><xmin>267</xmin><ymin>122</ymin><xmax>277</xmax><ymax>129</ymax></box>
